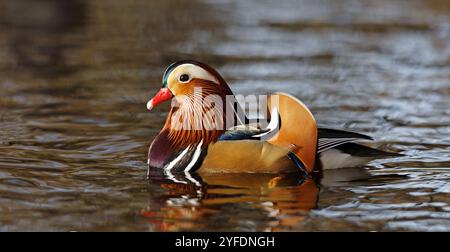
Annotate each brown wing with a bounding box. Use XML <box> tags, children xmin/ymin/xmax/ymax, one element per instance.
<box><xmin>267</xmin><ymin>92</ymin><xmax>318</xmax><ymax>172</ymax></box>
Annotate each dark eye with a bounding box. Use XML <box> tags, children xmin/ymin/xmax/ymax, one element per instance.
<box><xmin>179</xmin><ymin>74</ymin><xmax>190</xmax><ymax>82</ymax></box>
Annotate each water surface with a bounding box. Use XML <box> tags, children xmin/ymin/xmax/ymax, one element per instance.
<box><xmin>0</xmin><ymin>0</ymin><xmax>449</xmax><ymax>231</ymax></box>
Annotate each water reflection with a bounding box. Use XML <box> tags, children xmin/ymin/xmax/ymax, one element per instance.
<box><xmin>144</xmin><ymin>170</ymin><xmax>319</xmax><ymax>231</ymax></box>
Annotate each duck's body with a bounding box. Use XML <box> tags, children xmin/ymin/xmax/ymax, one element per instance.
<box><xmin>199</xmin><ymin>140</ymin><xmax>297</xmax><ymax>174</ymax></box>
<box><xmin>147</xmin><ymin>60</ymin><xmax>399</xmax><ymax>176</ymax></box>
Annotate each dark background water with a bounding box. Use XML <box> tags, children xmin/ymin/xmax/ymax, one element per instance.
<box><xmin>0</xmin><ymin>0</ymin><xmax>449</xmax><ymax>231</ymax></box>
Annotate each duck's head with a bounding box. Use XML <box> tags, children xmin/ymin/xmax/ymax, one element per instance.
<box><xmin>146</xmin><ymin>60</ymin><xmax>233</xmax><ymax>111</ymax></box>
<box><xmin>147</xmin><ymin>60</ymin><xmax>244</xmax><ymax>148</ymax></box>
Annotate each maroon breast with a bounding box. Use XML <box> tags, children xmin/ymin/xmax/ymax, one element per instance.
<box><xmin>148</xmin><ymin>129</ymin><xmax>174</xmax><ymax>169</ymax></box>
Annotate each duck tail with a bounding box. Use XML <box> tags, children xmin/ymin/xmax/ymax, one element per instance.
<box><xmin>267</xmin><ymin>92</ymin><xmax>318</xmax><ymax>172</ymax></box>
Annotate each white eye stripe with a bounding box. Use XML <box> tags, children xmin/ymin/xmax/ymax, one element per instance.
<box><xmin>168</xmin><ymin>64</ymin><xmax>219</xmax><ymax>84</ymax></box>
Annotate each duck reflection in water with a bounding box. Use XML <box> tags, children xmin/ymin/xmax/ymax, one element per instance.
<box><xmin>143</xmin><ymin>169</ymin><xmax>320</xmax><ymax>231</ymax></box>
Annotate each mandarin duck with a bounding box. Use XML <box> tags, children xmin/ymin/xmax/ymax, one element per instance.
<box><xmin>146</xmin><ymin>60</ymin><xmax>399</xmax><ymax>177</ymax></box>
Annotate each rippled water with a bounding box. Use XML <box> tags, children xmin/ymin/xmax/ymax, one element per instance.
<box><xmin>0</xmin><ymin>0</ymin><xmax>449</xmax><ymax>231</ymax></box>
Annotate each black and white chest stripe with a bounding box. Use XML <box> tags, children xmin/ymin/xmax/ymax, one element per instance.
<box><xmin>163</xmin><ymin>140</ymin><xmax>206</xmax><ymax>173</ymax></box>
